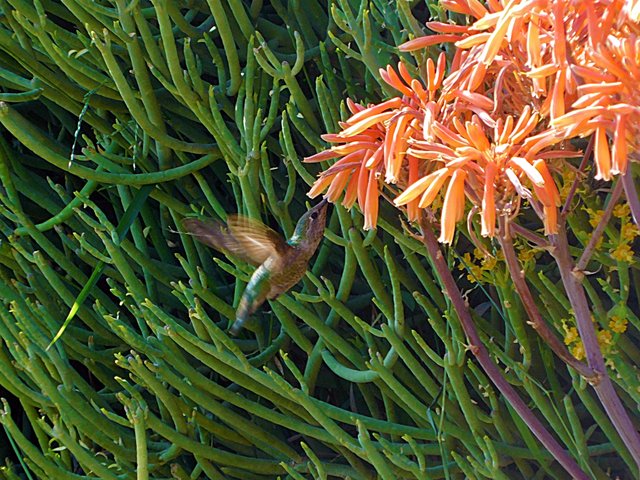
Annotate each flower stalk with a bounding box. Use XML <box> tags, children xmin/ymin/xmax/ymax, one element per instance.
<box><xmin>498</xmin><ymin>215</ymin><xmax>597</xmax><ymax>380</ymax></box>
<box><xmin>551</xmin><ymin>225</ymin><xmax>640</xmax><ymax>470</ymax></box>
<box><xmin>418</xmin><ymin>215</ymin><xmax>589</xmax><ymax>480</ymax></box>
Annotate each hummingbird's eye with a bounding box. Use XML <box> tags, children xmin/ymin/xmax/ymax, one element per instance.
<box><xmin>310</xmin><ymin>211</ymin><xmax>318</xmax><ymax>220</ymax></box>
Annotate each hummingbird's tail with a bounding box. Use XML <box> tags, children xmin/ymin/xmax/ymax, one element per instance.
<box><xmin>228</xmin><ymin>270</ymin><xmax>271</xmax><ymax>335</ymax></box>
<box><xmin>229</xmin><ymin>296</ymin><xmax>251</xmax><ymax>335</ymax></box>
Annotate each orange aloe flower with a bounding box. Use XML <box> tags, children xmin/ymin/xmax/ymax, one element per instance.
<box><xmin>307</xmin><ymin>0</ymin><xmax>638</xmax><ymax>242</ymax></box>
<box><xmin>546</xmin><ymin>0</ymin><xmax>640</xmax><ymax>178</ymax></box>
<box><xmin>394</xmin><ymin>107</ymin><xmax>565</xmax><ymax>240</ymax></box>
<box><xmin>306</xmin><ymin>55</ymin><xmax>448</xmax><ymax>229</ymax></box>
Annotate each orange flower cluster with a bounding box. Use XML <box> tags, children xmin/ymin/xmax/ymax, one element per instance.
<box><xmin>307</xmin><ymin>0</ymin><xmax>639</xmax><ymax>243</ymax></box>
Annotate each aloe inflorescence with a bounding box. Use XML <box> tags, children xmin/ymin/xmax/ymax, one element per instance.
<box><xmin>0</xmin><ymin>1</ymin><xmax>638</xmax><ymax>479</ymax></box>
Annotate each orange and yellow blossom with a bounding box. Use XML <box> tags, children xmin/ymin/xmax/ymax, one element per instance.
<box><xmin>306</xmin><ymin>55</ymin><xmax>448</xmax><ymax>230</ymax></box>
<box><xmin>307</xmin><ymin>49</ymin><xmax>565</xmax><ymax>242</ymax></box>
<box><xmin>547</xmin><ymin>0</ymin><xmax>640</xmax><ymax>179</ymax></box>
<box><xmin>394</xmin><ymin>107</ymin><xmax>564</xmax><ymax>240</ymax></box>
<box><xmin>401</xmin><ymin>0</ymin><xmax>640</xmax><ymax>181</ymax></box>
<box><xmin>306</xmin><ymin>0</ymin><xmax>640</xmax><ymax>242</ymax></box>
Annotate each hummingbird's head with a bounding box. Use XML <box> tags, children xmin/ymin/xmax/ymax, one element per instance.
<box><xmin>290</xmin><ymin>198</ymin><xmax>329</xmax><ymax>248</ymax></box>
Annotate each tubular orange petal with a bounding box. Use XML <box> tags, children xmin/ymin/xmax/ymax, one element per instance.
<box><xmin>551</xmin><ymin>0</ymin><xmax>566</xmax><ymax>64</ymax></box>
<box><xmin>510</xmin><ymin>112</ymin><xmax>539</xmax><ymax>145</ymax></box>
<box><xmin>423</xmin><ymin>102</ymin><xmax>437</xmax><ymax>141</ymax></box>
<box><xmin>509</xmin><ymin>156</ymin><xmax>545</xmax><ymax>187</ymax></box>
<box><xmin>342</xmin><ymin>167</ymin><xmax>359</xmax><ymax>208</ymax></box>
<box><xmin>419</xmin><ymin>168</ymin><xmax>452</xmax><ymax>208</ymax></box>
<box><xmin>550</xmin><ymin>70</ymin><xmax>566</xmax><ymax>121</ymax></box>
<box><xmin>533</xmin><ymin>159</ymin><xmax>561</xmax><ymax>206</ymax></box>
<box><xmin>426</xmin><ymin>57</ymin><xmax>437</xmax><ymax>93</ymax></box>
<box><xmin>441</xmin><ymin>0</ymin><xmax>475</xmax><ymax>15</ymax></box>
<box><xmin>611</xmin><ymin>115</ymin><xmax>628</xmax><ymax>175</ymax></box>
<box><xmin>523</xmin><ymin>131</ymin><xmax>564</xmax><ymax>159</ymax></box>
<box><xmin>407</xmin><ymin>155</ymin><xmax>420</xmax><ymax>222</ymax></box>
<box><xmin>498</xmin><ymin>115</ymin><xmax>515</xmax><ymax>144</ymax></box>
<box><xmin>526</xmin><ymin>14</ymin><xmax>541</xmax><ymax>68</ymax></box>
<box><xmin>338</xmin><ymin>111</ymin><xmax>395</xmax><ymax>138</ymax></box>
<box><xmin>407</xmin><ymin>141</ymin><xmax>456</xmax><ymax>160</ymax></box>
<box><xmin>457</xmin><ymin>90</ymin><xmax>495</xmax><ymax>111</ymax></box>
<box><xmin>363</xmin><ymin>170</ymin><xmax>379</xmax><ymax>230</ymax></box>
<box><xmin>435</xmin><ymin>52</ymin><xmax>447</xmax><ymax>88</ymax></box>
<box><xmin>511</xmin><ymin>105</ymin><xmax>531</xmax><ymax>134</ymax></box>
<box><xmin>346</xmin><ymin>98</ymin><xmax>363</xmax><ymax>114</ymax></box>
<box><xmin>465</xmin><ymin>121</ymin><xmax>491</xmax><ymax>151</ymax></box>
<box><xmin>577</xmin><ymin>82</ymin><xmax>624</xmax><ymax>95</ymax></box>
<box><xmin>594</xmin><ymin>126</ymin><xmax>612</xmax><ymax>181</ymax></box>
<box><xmin>433</xmin><ymin>122</ymin><xmax>469</xmax><ymax>148</ymax></box>
<box><xmin>325</xmin><ymin>169</ymin><xmax>353</xmax><ymax>202</ymax></box>
<box><xmin>446</xmin><ymin>155</ymin><xmax>475</xmax><ymax>169</ymax></box>
<box><xmin>332</xmin><ymin>142</ymin><xmax>381</xmax><ymax>155</ymax></box>
<box><xmin>467</xmin><ymin>0</ymin><xmax>489</xmax><ymax>18</ymax></box>
<box><xmin>308</xmin><ymin>173</ymin><xmax>335</xmax><ymax>198</ymax></box>
<box><xmin>399</xmin><ymin>35</ymin><xmax>462</xmax><ymax>51</ymax></box>
<box><xmin>322</xmin><ymin>132</ymin><xmax>380</xmax><ymax>143</ymax></box>
<box><xmin>411</xmin><ymin>79</ymin><xmax>428</xmax><ymax>103</ymax></box>
<box><xmin>364</xmin><ymin>147</ymin><xmax>384</xmax><ymax>169</ymax></box>
<box><xmin>570</xmin><ymin>92</ymin><xmax>608</xmax><ymax>110</ymax></box>
<box><xmin>426</xmin><ymin>21</ymin><xmax>472</xmax><ymax>33</ymax></box>
<box><xmin>468</xmin><ymin>62</ymin><xmax>487</xmax><ymax>91</ymax></box>
<box><xmin>551</xmin><ymin>107</ymin><xmax>606</xmax><ymax>129</ymax></box>
<box><xmin>438</xmin><ymin>169</ymin><xmax>467</xmax><ymax>244</ymax></box>
<box><xmin>304</xmin><ymin>150</ymin><xmax>340</xmax><ymax>163</ymax></box>
<box><xmin>347</xmin><ymin>98</ymin><xmax>403</xmax><ymax>125</ymax></box>
<box><xmin>397</xmin><ymin>62</ymin><xmax>414</xmax><ymax>86</ymax></box>
<box><xmin>455</xmin><ymin>32</ymin><xmax>492</xmax><ymax>48</ymax></box>
<box><xmin>481</xmin><ymin>162</ymin><xmax>497</xmax><ymax>237</ymax></box>
<box><xmin>473</xmin><ymin>9</ymin><xmax>503</xmax><ymax>28</ymax></box>
<box><xmin>479</xmin><ymin>10</ymin><xmax>512</xmax><ymax>65</ymax></box>
<box><xmin>525</xmin><ymin>64</ymin><xmax>559</xmax><ymax>78</ymax></box>
<box><xmin>395</xmin><ymin>168</ymin><xmax>447</xmax><ymax>206</ymax></box>
<box><xmin>357</xmin><ymin>154</ymin><xmax>370</xmax><ymax>210</ymax></box>
<box><xmin>385</xmin><ymin>112</ymin><xmax>412</xmax><ymax>184</ymax></box>
<box><xmin>543</xmin><ymin>205</ymin><xmax>559</xmax><ymax>235</ymax></box>
<box><xmin>380</xmin><ymin>66</ymin><xmax>413</xmax><ymax>96</ymax></box>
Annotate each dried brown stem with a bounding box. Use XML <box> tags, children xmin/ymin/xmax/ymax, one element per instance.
<box><xmin>498</xmin><ymin>216</ymin><xmax>597</xmax><ymax>380</ymax></box>
<box><xmin>417</xmin><ymin>215</ymin><xmax>588</xmax><ymax>480</ymax></box>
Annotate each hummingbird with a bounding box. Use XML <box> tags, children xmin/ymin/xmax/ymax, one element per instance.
<box><xmin>182</xmin><ymin>199</ymin><xmax>329</xmax><ymax>335</ymax></box>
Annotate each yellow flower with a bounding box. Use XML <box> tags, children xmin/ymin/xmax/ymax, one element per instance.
<box><xmin>613</xmin><ymin>203</ymin><xmax>630</xmax><ymax>219</ymax></box>
<box><xmin>563</xmin><ymin>325</ymin><xmax>579</xmax><ymax>345</ymax></box>
<box><xmin>571</xmin><ymin>342</ymin><xmax>585</xmax><ymax>361</ymax></box>
<box><xmin>584</xmin><ymin>207</ymin><xmax>605</xmax><ymax>229</ymax></box>
<box><xmin>609</xmin><ymin>315</ymin><xmax>628</xmax><ymax>334</ymax></box>
<box><xmin>610</xmin><ymin>243</ymin><xmax>634</xmax><ymax>263</ymax></box>
<box><xmin>597</xmin><ymin>329</ymin><xmax>613</xmax><ymax>355</ymax></box>
<box><xmin>621</xmin><ymin>223</ymin><xmax>640</xmax><ymax>242</ymax></box>
<box><xmin>597</xmin><ymin>329</ymin><xmax>613</xmax><ymax>347</ymax></box>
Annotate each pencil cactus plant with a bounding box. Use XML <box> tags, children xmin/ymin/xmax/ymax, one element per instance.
<box><xmin>0</xmin><ymin>1</ymin><xmax>637</xmax><ymax>479</ymax></box>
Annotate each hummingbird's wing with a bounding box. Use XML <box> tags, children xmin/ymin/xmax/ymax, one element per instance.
<box><xmin>182</xmin><ymin>216</ymin><xmax>286</xmax><ymax>266</ymax></box>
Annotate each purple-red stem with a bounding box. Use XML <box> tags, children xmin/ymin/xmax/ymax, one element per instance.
<box><xmin>575</xmin><ymin>179</ymin><xmax>623</xmax><ymax>272</ymax></box>
<box><xmin>551</xmin><ymin>226</ymin><xmax>640</xmax><ymax>472</ymax></box>
<box><xmin>418</xmin><ymin>216</ymin><xmax>588</xmax><ymax>480</ymax></box>
<box><xmin>621</xmin><ymin>167</ymin><xmax>640</xmax><ymax>227</ymax></box>
<box><xmin>561</xmin><ymin>136</ymin><xmax>593</xmax><ymax>219</ymax></box>
<box><xmin>498</xmin><ymin>217</ymin><xmax>596</xmax><ymax>380</ymax></box>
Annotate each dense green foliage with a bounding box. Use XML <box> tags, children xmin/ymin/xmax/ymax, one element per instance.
<box><xmin>0</xmin><ymin>1</ymin><xmax>637</xmax><ymax>479</ymax></box>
